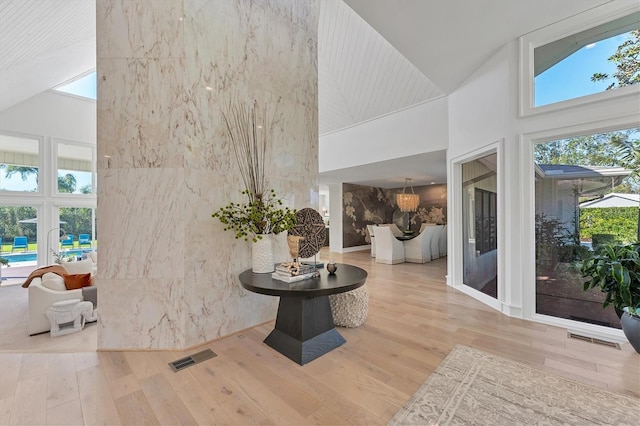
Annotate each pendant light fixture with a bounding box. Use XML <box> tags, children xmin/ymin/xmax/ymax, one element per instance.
<box><xmin>397</xmin><ymin>178</ymin><xmax>419</xmax><ymax>212</ymax></box>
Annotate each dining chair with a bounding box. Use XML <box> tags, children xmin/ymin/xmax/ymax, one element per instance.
<box><xmin>404</xmin><ymin>226</ymin><xmax>439</xmax><ymax>263</ymax></box>
<box><xmin>439</xmin><ymin>224</ymin><xmax>448</xmax><ymax>257</ymax></box>
<box><xmin>430</xmin><ymin>225</ymin><xmax>444</xmax><ymax>260</ymax></box>
<box><xmin>372</xmin><ymin>226</ymin><xmax>405</xmax><ymax>264</ymax></box>
<box><xmin>366</xmin><ymin>224</ymin><xmax>376</xmax><ymax>257</ymax></box>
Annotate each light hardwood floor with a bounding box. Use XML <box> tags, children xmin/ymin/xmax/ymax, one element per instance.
<box><xmin>1</xmin><ymin>249</ymin><xmax>638</xmax><ymax>425</ymax></box>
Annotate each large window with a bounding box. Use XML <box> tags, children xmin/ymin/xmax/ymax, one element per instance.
<box><xmin>0</xmin><ymin>134</ymin><xmax>40</xmax><ymax>193</ymax></box>
<box><xmin>534</xmin><ymin>127</ymin><xmax>639</xmax><ymax>329</ymax></box>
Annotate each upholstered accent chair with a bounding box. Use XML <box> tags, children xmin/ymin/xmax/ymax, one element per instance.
<box><xmin>372</xmin><ymin>225</ymin><xmax>405</xmax><ymax>264</ymax></box>
<box><xmin>403</xmin><ymin>226</ymin><xmax>439</xmax><ymax>263</ymax></box>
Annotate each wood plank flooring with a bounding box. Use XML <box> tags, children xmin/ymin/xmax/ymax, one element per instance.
<box><xmin>1</xmin><ymin>250</ymin><xmax>638</xmax><ymax>425</ymax></box>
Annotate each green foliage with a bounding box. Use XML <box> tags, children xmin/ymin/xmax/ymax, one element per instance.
<box><xmin>591</xmin><ymin>29</ymin><xmax>640</xmax><ymax>90</ymax></box>
<box><xmin>59</xmin><ymin>207</ymin><xmax>93</xmax><ymax>238</ymax></box>
<box><xmin>0</xmin><ymin>257</ymin><xmax>8</xmax><ymax>266</ymax></box>
<box><xmin>580</xmin><ymin>207</ymin><xmax>638</xmax><ymax>244</ymax></box>
<box><xmin>212</xmin><ymin>189</ymin><xmax>297</xmax><ymax>242</ymax></box>
<box><xmin>57</xmin><ymin>173</ymin><xmax>77</xmax><ymax>193</ymax></box>
<box><xmin>0</xmin><ymin>206</ymin><xmax>37</xmax><ymax>242</ymax></box>
<box><xmin>580</xmin><ymin>242</ymin><xmax>640</xmax><ymax>317</ymax></box>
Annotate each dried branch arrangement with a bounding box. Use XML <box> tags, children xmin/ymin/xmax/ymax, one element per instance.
<box><xmin>221</xmin><ymin>99</ymin><xmax>269</xmax><ymax>202</ymax></box>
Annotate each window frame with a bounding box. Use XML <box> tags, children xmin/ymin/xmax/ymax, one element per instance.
<box><xmin>519</xmin><ymin>2</ymin><xmax>640</xmax><ymax>117</ymax></box>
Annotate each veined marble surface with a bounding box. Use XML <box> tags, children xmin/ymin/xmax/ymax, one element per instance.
<box><xmin>97</xmin><ymin>0</ymin><xmax>319</xmax><ymax>349</ymax></box>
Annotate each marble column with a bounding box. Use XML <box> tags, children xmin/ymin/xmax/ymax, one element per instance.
<box><xmin>96</xmin><ymin>0</ymin><xmax>319</xmax><ymax>349</ymax></box>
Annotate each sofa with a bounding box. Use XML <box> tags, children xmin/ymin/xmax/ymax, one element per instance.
<box><xmin>27</xmin><ymin>254</ymin><xmax>97</xmax><ymax>335</ymax></box>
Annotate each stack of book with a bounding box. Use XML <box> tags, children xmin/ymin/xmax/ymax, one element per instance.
<box><xmin>272</xmin><ymin>263</ymin><xmax>317</xmax><ymax>283</ymax></box>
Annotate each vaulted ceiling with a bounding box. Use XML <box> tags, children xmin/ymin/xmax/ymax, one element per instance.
<box><xmin>0</xmin><ymin>0</ymin><xmax>615</xmax><ymax>187</ymax></box>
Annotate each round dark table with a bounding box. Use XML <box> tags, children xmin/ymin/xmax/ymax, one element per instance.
<box><xmin>239</xmin><ymin>263</ymin><xmax>367</xmax><ymax>365</ymax></box>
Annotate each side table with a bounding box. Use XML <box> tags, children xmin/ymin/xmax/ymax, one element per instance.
<box><xmin>45</xmin><ymin>299</ymin><xmax>94</xmax><ymax>337</ymax></box>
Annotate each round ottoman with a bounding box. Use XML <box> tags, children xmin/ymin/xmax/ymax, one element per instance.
<box><xmin>328</xmin><ymin>285</ymin><xmax>369</xmax><ymax>328</ymax></box>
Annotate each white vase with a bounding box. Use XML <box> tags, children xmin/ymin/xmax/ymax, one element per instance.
<box><xmin>252</xmin><ymin>234</ymin><xmax>275</xmax><ymax>273</ymax></box>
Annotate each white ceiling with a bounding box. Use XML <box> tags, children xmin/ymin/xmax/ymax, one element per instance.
<box><xmin>0</xmin><ymin>0</ymin><xmax>615</xmax><ymax>190</ymax></box>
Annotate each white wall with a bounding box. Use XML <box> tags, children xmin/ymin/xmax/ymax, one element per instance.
<box><xmin>0</xmin><ymin>91</ymin><xmax>96</xmax><ymax>143</ymax></box>
<box><xmin>319</xmin><ymin>97</ymin><xmax>448</xmax><ymax>172</ymax></box>
<box><xmin>448</xmin><ymin>26</ymin><xmax>639</xmax><ymax>340</ymax></box>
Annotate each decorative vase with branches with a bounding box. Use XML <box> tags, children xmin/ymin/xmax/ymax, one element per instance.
<box><xmin>212</xmin><ymin>99</ymin><xmax>296</xmax><ymax>271</ymax></box>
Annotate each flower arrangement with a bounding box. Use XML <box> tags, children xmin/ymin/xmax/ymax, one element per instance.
<box><xmin>213</xmin><ymin>189</ymin><xmax>296</xmax><ymax>242</ymax></box>
<box><xmin>212</xmin><ymin>98</ymin><xmax>297</xmax><ymax>241</ymax></box>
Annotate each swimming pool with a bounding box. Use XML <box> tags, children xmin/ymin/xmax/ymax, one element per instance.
<box><xmin>2</xmin><ymin>249</ymin><xmax>95</xmax><ymax>263</ymax></box>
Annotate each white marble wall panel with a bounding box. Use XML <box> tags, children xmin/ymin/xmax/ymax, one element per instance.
<box><xmin>97</xmin><ymin>0</ymin><xmax>319</xmax><ymax>349</ymax></box>
<box><xmin>97</xmin><ymin>0</ymin><xmax>185</xmax><ymax>59</ymax></box>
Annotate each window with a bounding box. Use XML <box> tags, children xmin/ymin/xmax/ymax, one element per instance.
<box><xmin>56</xmin><ymin>141</ymin><xmax>94</xmax><ymax>194</ymax></box>
<box><xmin>53</xmin><ymin>71</ymin><xmax>97</xmax><ymax>100</ymax></box>
<box><xmin>533</xmin><ymin>127</ymin><xmax>639</xmax><ymax>329</ymax></box>
<box><xmin>0</xmin><ymin>134</ymin><xmax>40</xmax><ymax>193</ymax></box>
<box><xmin>520</xmin><ymin>4</ymin><xmax>640</xmax><ymax>116</ymax></box>
<box><xmin>474</xmin><ymin>188</ymin><xmax>497</xmax><ymax>254</ymax></box>
<box><xmin>462</xmin><ymin>153</ymin><xmax>498</xmax><ymax>299</ymax></box>
<box><xmin>534</xmin><ymin>14</ymin><xmax>639</xmax><ymax>107</ymax></box>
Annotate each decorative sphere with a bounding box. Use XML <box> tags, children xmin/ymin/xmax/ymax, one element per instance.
<box><xmin>327</xmin><ymin>262</ymin><xmax>337</xmax><ymax>274</ymax></box>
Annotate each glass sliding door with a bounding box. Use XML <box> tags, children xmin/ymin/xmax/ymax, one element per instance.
<box><xmin>461</xmin><ymin>153</ymin><xmax>498</xmax><ymax>298</ymax></box>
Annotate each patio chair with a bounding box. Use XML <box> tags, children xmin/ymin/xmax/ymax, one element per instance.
<box><xmin>61</xmin><ymin>234</ymin><xmax>74</xmax><ymax>249</ymax></box>
<box><xmin>12</xmin><ymin>236</ymin><xmax>28</xmax><ymax>252</ymax></box>
<box><xmin>78</xmin><ymin>234</ymin><xmax>91</xmax><ymax>248</ymax></box>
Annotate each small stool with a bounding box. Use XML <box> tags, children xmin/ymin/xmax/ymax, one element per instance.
<box><xmin>45</xmin><ymin>299</ymin><xmax>94</xmax><ymax>337</ymax></box>
<box><xmin>329</xmin><ymin>285</ymin><xmax>369</xmax><ymax>328</ymax></box>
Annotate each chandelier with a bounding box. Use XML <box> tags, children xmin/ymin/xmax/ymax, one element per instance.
<box><xmin>397</xmin><ymin>178</ymin><xmax>419</xmax><ymax>212</ymax></box>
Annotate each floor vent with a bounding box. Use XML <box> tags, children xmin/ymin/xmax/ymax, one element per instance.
<box><xmin>169</xmin><ymin>349</ymin><xmax>217</xmax><ymax>372</ymax></box>
<box><xmin>567</xmin><ymin>332</ymin><xmax>621</xmax><ymax>349</ymax></box>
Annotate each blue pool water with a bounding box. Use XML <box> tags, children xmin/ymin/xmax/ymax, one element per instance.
<box><xmin>2</xmin><ymin>249</ymin><xmax>94</xmax><ymax>263</ymax></box>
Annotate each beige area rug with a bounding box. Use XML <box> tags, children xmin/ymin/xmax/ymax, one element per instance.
<box><xmin>389</xmin><ymin>345</ymin><xmax>639</xmax><ymax>425</ymax></box>
<box><xmin>0</xmin><ymin>283</ymin><xmax>96</xmax><ymax>352</ymax></box>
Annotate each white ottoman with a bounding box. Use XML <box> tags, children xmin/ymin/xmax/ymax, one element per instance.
<box><xmin>45</xmin><ymin>299</ymin><xmax>94</xmax><ymax>337</ymax></box>
<box><xmin>329</xmin><ymin>285</ymin><xmax>369</xmax><ymax>328</ymax></box>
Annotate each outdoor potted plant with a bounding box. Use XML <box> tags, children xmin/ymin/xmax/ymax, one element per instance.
<box><xmin>580</xmin><ymin>242</ymin><xmax>640</xmax><ymax>353</ymax></box>
<box><xmin>212</xmin><ymin>98</ymin><xmax>297</xmax><ymax>273</ymax></box>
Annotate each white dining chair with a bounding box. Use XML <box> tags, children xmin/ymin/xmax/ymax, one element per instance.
<box><xmin>366</xmin><ymin>224</ymin><xmax>376</xmax><ymax>257</ymax></box>
<box><xmin>372</xmin><ymin>226</ymin><xmax>405</xmax><ymax>264</ymax></box>
<box><xmin>430</xmin><ymin>225</ymin><xmax>444</xmax><ymax>260</ymax></box>
<box><xmin>403</xmin><ymin>226</ymin><xmax>439</xmax><ymax>263</ymax></box>
<box><xmin>439</xmin><ymin>224</ymin><xmax>448</xmax><ymax>257</ymax></box>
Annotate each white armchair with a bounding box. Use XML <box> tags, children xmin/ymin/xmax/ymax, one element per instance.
<box><xmin>403</xmin><ymin>226</ymin><xmax>439</xmax><ymax>263</ymax></box>
<box><xmin>372</xmin><ymin>226</ymin><xmax>405</xmax><ymax>264</ymax></box>
<box><xmin>27</xmin><ymin>258</ymin><xmax>96</xmax><ymax>335</ymax></box>
<box><xmin>366</xmin><ymin>224</ymin><xmax>376</xmax><ymax>257</ymax></box>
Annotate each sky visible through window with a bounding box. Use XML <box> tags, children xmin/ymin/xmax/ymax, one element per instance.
<box><xmin>54</xmin><ymin>71</ymin><xmax>97</xmax><ymax>100</ymax></box>
<box><xmin>534</xmin><ymin>32</ymin><xmax>631</xmax><ymax>107</ymax></box>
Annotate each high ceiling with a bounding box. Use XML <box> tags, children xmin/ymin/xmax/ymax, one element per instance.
<box><xmin>0</xmin><ymin>0</ymin><xmax>614</xmax><ymax>189</ymax></box>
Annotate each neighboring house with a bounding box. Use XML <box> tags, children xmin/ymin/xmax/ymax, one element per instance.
<box><xmin>535</xmin><ymin>164</ymin><xmax>632</xmax><ymax>238</ymax></box>
<box><xmin>579</xmin><ymin>193</ymin><xmax>640</xmax><ymax>208</ymax></box>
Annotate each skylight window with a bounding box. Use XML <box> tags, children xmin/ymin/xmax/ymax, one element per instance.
<box><xmin>54</xmin><ymin>71</ymin><xmax>97</xmax><ymax>100</ymax></box>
